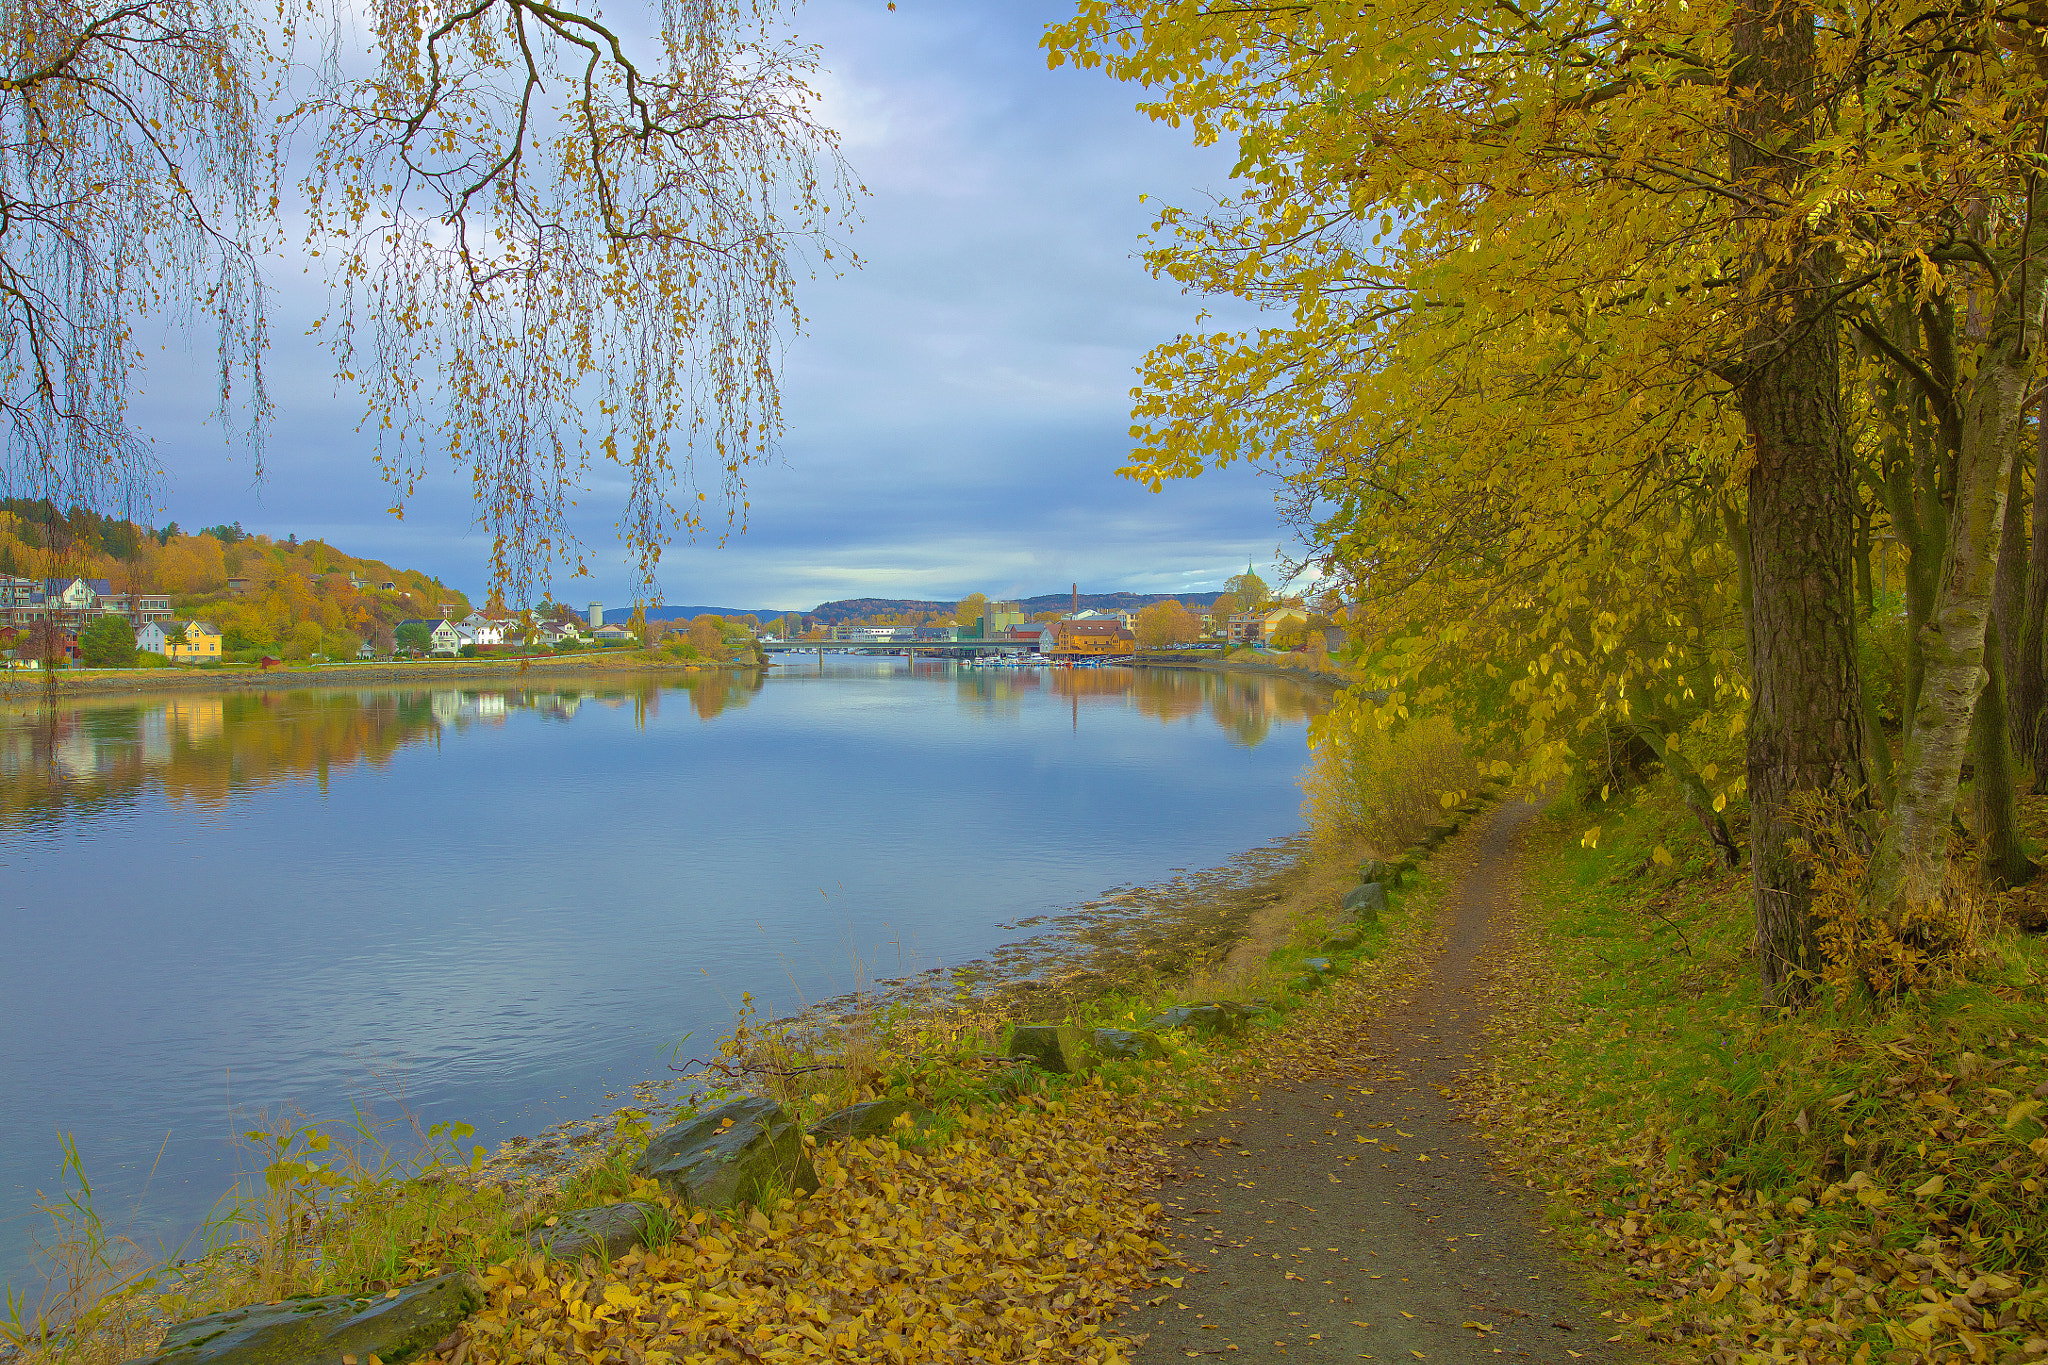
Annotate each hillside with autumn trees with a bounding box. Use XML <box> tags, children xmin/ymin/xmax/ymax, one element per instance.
<box><xmin>0</xmin><ymin>501</ymin><xmax>470</xmax><ymax>658</ymax></box>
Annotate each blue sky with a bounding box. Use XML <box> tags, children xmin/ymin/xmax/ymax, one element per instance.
<box><xmin>127</xmin><ymin>2</ymin><xmax>1288</xmax><ymax>614</ymax></box>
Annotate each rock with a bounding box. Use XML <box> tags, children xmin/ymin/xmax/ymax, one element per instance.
<box><xmin>131</xmin><ymin>1271</ymin><xmax>478</xmax><ymax>1365</ymax></box>
<box><xmin>1341</xmin><ymin>882</ymin><xmax>1387</xmax><ymax>919</ymax></box>
<box><xmin>1302</xmin><ymin>957</ymin><xmax>1336</xmax><ymax>975</ymax></box>
<box><xmin>524</xmin><ymin>1201</ymin><xmax>658</xmax><ymax>1261</ymax></box>
<box><xmin>1090</xmin><ymin>1027</ymin><xmax>1168</xmax><ymax>1061</ymax></box>
<box><xmin>808</xmin><ymin>1099</ymin><xmax>935</xmax><ymax>1145</ymax></box>
<box><xmin>1358</xmin><ymin>859</ymin><xmax>1391</xmax><ymax>884</ymax></box>
<box><xmin>1321</xmin><ymin>926</ymin><xmax>1364</xmax><ymax>952</ymax></box>
<box><xmin>1006</xmin><ymin>1024</ymin><xmax>1097</xmax><ymax>1074</ymax></box>
<box><xmin>632</xmin><ymin>1096</ymin><xmax>818</xmax><ymax>1210</ymax></box>
<box><xmin>1141</xmin><ymin>1003</ymin><xmax>1266</xmax><ymax>1039</ymax></box>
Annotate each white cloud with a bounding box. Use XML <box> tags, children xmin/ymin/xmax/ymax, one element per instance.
<box><xmin>121</xmin><ymin>0</ymin><xmax>1293</xmax><ymax>610</ymax></box>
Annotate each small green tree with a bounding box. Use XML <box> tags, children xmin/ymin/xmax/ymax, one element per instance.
<box><xmin>79</xmin><ymin>616</ymin><xmax>137</xmax><ymax>667</ymax></box>
<box><xmin>395</xmin><ymin>622</ymin><xmax>431</xmax><ymax>654</ymax></box>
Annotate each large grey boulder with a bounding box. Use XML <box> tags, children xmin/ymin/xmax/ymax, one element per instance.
<box><xmin>1141</xmin><ymin>1003</ymin><xmax>1266</xmax><ymax>1039</ymax></box>
<box><xmin>1341</xmin><ymin>881</ymin><xmax>1387</xmax><ymax>920</ymax></box>
<box><xmin>1321</xmin><ymin>925</ymin><xmax>1365</xmax><ymax>952</ymax></box>
<box><xmin>524</xmin><ymin>1201</ymin><xmax>659</xmax><ymax>1261</ymax></box>
<box><xmin>807</xmin><ymin>1099</ymin><xmax>935</xmax><ymax>1145</ymax></box>
<box><xmin>1006</xmin><ymin>1024</ymin><xmax>1097</xmax><ymax>1074</ymax></box>
<box><xmin>632</xmin><ymin>1096</ymin><xmax>818</xmax><ymax>1209</ymax></box>
<box><xmin>130</xmin><ymin>1271</ymin><xmax>478</xmax><ymax>1365</ymax></box>
<box><xmin>1090</xmin><ymin>1027</ymin><xmax>1167</xmax><ymax>1062</ymax></box>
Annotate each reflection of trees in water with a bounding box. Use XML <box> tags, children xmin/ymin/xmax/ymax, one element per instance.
<box><xmin>1047</xmin><ymin>667</ymin><xmax>1319</xmax><ymax>745</ymax></box>
<box><xmin>0</xmin><ymin>676</ymin><xmax>765</xmax><ymax>825</ymax></box>
<box><xmin>682</xmin><ymin>669</ymin><xmax>764</xmax><ymax>721</ymax></box>
<box><xmin>951</xmin><ymin>667</ymin><xmax>1040</xmax><ymax>720</ymax></box>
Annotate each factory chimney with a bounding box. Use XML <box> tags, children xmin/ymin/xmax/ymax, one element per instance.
<box><xmin>588</xmin><ymin>601</ymin><xmax>603</xmax><ymax>628</ymax></box>
<box><xmin>1071</xmin><ymin>582</ymin><xmax>1077</xmax><ymax>616</ymax></box>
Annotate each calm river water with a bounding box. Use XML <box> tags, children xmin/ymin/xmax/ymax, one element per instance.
<box><xmin>0</xmin><ymin>658</ymin><xmax>1322</xmax><ymax>1286</ymax></box>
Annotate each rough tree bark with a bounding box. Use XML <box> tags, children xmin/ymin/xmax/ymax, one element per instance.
<box><xmin>1729</xmin><ymin>0</ymin><xmax>1870</xmax><ymax>1004</ymax></box>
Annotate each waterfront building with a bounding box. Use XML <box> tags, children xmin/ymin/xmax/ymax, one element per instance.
<box><xmin>1048</xmin><ymin>617</ymin><xmax>1137</xmax><ymax>657</ymax></box>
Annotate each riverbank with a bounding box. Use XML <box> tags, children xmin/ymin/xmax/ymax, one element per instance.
<box><xmin>0</xmin><ymin>652</ymin><xmax>749</xmax><ymax>699</ymax></box>
<box><xmin>4</xmin><ymin>787</ymin><xmax>1441</xmax><ymax>1365</ymax></box>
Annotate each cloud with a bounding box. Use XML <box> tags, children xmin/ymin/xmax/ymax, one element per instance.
<box><xmin>123</xmin><ymin>0</ymin><xmax>1295</xmax><ymax>610</ymax></box>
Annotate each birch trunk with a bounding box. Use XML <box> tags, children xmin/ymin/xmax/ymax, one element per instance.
<box><xmin>1867</xmin><ymin>189</ymin><xmax>2048</xmax><ymax>916</ymax></box>
<box><xmin>2020</xmin><ymin>405</ymin><xmax>2048</xmax><ymax>787</ymax></box>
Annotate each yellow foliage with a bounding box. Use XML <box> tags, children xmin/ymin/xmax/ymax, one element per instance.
<box><xmin>445</xmin><ymin>1093</ymin><xmax>1167</xmax><ymax>1364</ymax></box>
<box><xmin>1300</xmin><ymin>710</ymin><xmax>1482</xmax><ymax>854</ymax></box>
<box><xmin>1788</xmin><ymin>793</ymin><xmax>1982</xmax><ymax>1003</ymax></box>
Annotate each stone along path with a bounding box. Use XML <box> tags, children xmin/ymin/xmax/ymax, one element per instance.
<box><xmin>1128</xmin><ymin>803</ymin><xmax>1628</xmax><ymax>1363</ymax></box>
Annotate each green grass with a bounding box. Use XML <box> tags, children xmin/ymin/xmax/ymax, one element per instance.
<box><xmin>1483</xmin><ymin>779</ymin><xmax>2048</xmax><ymax>1362</ymax></box>
<box><xmin>1524</xmin><ymin>788</ymin><xmax>2048</xmax><ymax>1269</ymax></box>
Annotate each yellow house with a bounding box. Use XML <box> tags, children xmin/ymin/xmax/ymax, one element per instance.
<box><xmin>167</xmin><ymin>620</ymin><xmax>222</xmax><ymax>662</ymax></box>
<box><xmin>1259</xmin><ymin>606</ymin><xmax>1308</xmax><ymax>642</ymax></box>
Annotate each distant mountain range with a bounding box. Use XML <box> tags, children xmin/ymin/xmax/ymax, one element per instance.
<box><xmin>602</xmin><ymin>591</ymin><xmax>1230</xmax><ymax>626</ymax></box>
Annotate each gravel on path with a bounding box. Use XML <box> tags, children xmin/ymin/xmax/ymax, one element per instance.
<box><xmin>1126</xmin><ymin>801</ymin><xmax>1629</xmax><ymax>1364</ymax></box>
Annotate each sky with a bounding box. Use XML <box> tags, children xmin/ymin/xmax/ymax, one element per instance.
<box><xmin>124</xmin><ymin>1</ymin><xmax>1291</xmax><ymax>614</ymax></box>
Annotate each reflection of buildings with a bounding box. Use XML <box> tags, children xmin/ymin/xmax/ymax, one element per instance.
<box><xmin>1</xmin><ymin>674</ymin><xmax>761</xmax><ymax>826</ymax></box>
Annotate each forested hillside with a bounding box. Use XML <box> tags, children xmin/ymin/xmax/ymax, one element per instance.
<box><xmin>0</xmin><ymin>501</ymin><xmax>469</xmax><ymax>656</ymax></box>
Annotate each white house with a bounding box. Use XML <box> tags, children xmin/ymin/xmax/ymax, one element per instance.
<box><xmin>459</xmin><ymin>612</ymin><xmax>506</xmax><ymax>646</ymax></box>
<box><xmin>429</xmin><ymin>620</ymin><xmax>464</xmax><ymax>656</ymax></box>
<box><xmin>592</xmin><ymin>623</ymin><xmax>636</xmax><ymax>643</ymax></box>
<box><xmin>537</xmin><ymin>620</ymin><xmax>585</xmax><ymax>646</ymax></box>
<box><xmin>135</xmin><ymin>621</ymin><xmax>171</xmax><ymax>655</ymax></box>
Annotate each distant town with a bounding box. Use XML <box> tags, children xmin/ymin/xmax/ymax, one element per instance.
<box><xmin>0</xmin><ymin>503</ymin><xmax>1341</xmax><ymax>670</ymax></box>
<box><xmin>1</xmin><ymin>573</ymin><xmax>1339</xmax><ymax>669</ymax></box>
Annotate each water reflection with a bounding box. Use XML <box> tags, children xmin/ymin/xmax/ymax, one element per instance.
<box><xmin>945</xmin><ymin>662</ymin><xmax>1312</xmax><ymax>747</ymax></box>
<box><xmin>0</xmin><ymin>665</ymin><xmax>1308</xmax><ymax>825</ymax></box>
<box><xmin>0</xmin><ymin>672</ymin><xmax>777</xmax><ymax>828</ymax></box>
<box><xmin>0</xmin><ymin>659</ymin><xmax>1322</xmax><ymax>1287</ymax></box>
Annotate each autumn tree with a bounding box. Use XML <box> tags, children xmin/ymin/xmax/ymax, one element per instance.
<box><xmin>1048</xmin><ymin>0</ymin><xmax>2048</xmax><ymax>1002</ymax></box>
<box><xmin>1135</xmin><ymin>599</ymin><xmax>1200</xmax><ymax>648</ymax></box>
<box><xmin>952</xmin><ymin>592</ymin><xmax>991</xmax><ymax>631</ymax></box>
<box><xmin>1223</xmin><ymin>570</ymin><xmax>1267</xmax><ymax>616</ymax></box>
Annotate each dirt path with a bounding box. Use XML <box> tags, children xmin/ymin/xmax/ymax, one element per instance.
<box><xmin>1128</xmin><ymin>802</ymin><xmax>1627</xmax><ymax>1363</ymax></box>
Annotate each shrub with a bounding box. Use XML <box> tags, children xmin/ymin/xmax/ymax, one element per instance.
<box><xmin>1301</xmin><ymin>710</ymin><xmax>1484</xmax><ymax>853</ymax></box>
<box><xmin>1788</xmin><ymin>791</ymin><xmax>1983</xmax><ymax>1004</ymax></box>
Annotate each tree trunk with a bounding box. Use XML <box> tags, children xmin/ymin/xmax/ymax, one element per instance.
<box><xmin>1971</xmin><ymin>618</ymin><xmax>2035</xmax><ymax>887</ymax></box>
<box><xmin>1635</xmin><ymin>723</ymin><xmax>1741</xmax><ymax>866</ymax></box>
<box><xmin>1993</xmin><ymin>417</ymin><xmax>2029</xmax><ymax>697</ymax></box>
<box><xmin>1866</xmin><ymin>184</ymin><xmax>2048</xmax><ymax>918</ymax></box>
<box><xmin>2021</xmin><ymin>403</ymin><xmax>2048</xmax><ymax>788</ymax></box>
<box><xmin>1729</xmin><ymin>0</ymin><xmax>1869</xmax><ymax>1004</ymax></box>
